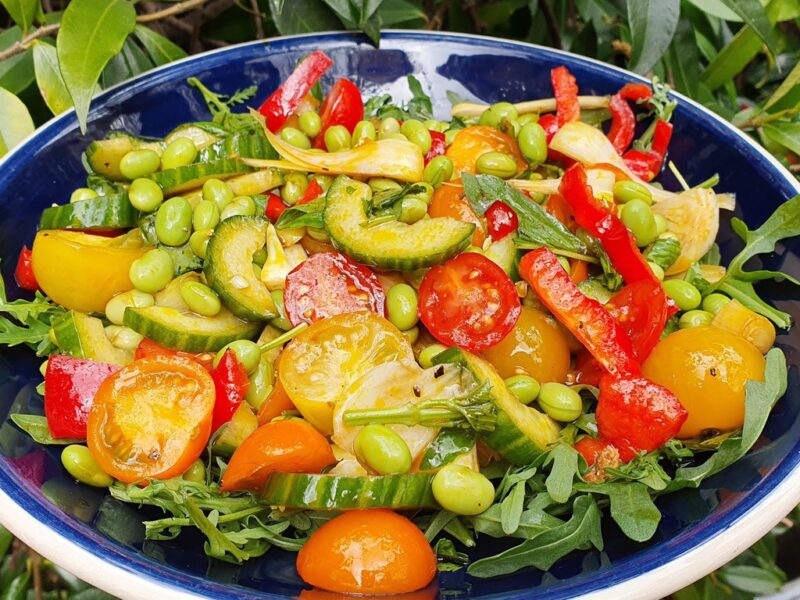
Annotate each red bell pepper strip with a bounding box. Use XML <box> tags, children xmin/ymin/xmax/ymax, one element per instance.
<box><xmin>265</xmin><ymin>193</ymin><xmax>288</xmax><ymax>222</ymax></box>
<box><xmin>44</xmin><ymin>354</ymin><xmax>119</xmax><ymax>439</ymax></box>
<box><xmin>15</xmin><ymin>245</ymin><xmax>39</xmax><ymax>291</ymax></box>
<box><xmin>424</xmin><ymin>130</ymin><xmax>446</xmax><ymax>164</ymax></box>
<box><xmin>259</xmin><ymin>50</ymin><xmax>333</xmax><ymax>132</ymax></box>
<box><xmin>551</xmin><ymin>66</ymin><xmax>580</xmax><ymax>127</ymax></box>
<box><xmin>297</xmin><ymin>179</ymin><xmax>324</xmax><ymax>205</ymax></box>
<box><xmin>622</xmin><ymin>119</ymin><xmax>673</xmax><ymax>181</ymax></box>
<box><xmin>609</xmin><ymin>83</ymin><xmax>655</xmax><ymax>154</ymax></box>
<box><xmin>312</xmin><ymin>78</ymin><xmax>364</xmax><ymax>149</ymax></box>
<box><xmin>211</xmin><ymin>349</ymin><xmax>250</xmax><ymax>433</ymax></box>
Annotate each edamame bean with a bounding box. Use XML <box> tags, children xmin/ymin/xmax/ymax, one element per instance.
<box><xmin>405</xmin><ymin>182</ymin><xmax>434</xmax><ymax>205</ymax></box>
<box><xmin>491</xmin><ymin>102</ymin><xmax>518</xmax><ymax>122</ymax></box>
<box><xmin>270</xmin><ymin>289</ymin><xmax>293</xmax><ymax>331</ymax></box>
<box><xmin>189</xmin><ymin>229</ymin><xmax>213</xmax><ymax>259</ymax></box>
<box><xmin>378</xmin><ymin>117</ymin><xmax>401</xmax><ymax>139</ymax></box>
<box><xmin>399</xmin><ymin>120</ymin><xmax>432</xmax><ymax>154</ymax></box>
<box><xmin>432</xmin><ymin>464</ymin><xmax>494</xmax><ymax>515</ymax></box>
<box><xmin>70</xmin><ymin>187</ymin><xmax>97</xmax><ymax>203</ymax></box>
<box><xmin>403</xmin><ymin>327</ymin><xmax>419</xmax><ymax>344</ymax></box>
<box><xmin>161</xmin><ymin>137</ymin><xmax>197</xmax><ymax>170</ymax></box>
<box><xmin>648</xmin><ymin>261</ymin><xmax>665</xmax><ymax>281</ymax></box>
<box><xmin>104</xmin><ymin>325</ymin><xmax>143</xmax><ymax>350</ymax></box>
<box><xmin>517</xmin><ymin>122</ymin><xmax>547</xmax><ymax>165</ymax></box>
<box><xmin>654</xmin><ymin>214</ymin><xmax>668</xmax><ymax>237</ymax></box>
<box><xmin>324</xmin><ymin>125</ymin><xmax>352</xmax><ymax>152</ymax></box>
<box><xmin>476</xmin><ymin>151</ymin><xmax>518</xmax><ymax>179</ymax></box>
<box><xmin>310</xmin><ymin>174</ymin><xmax>333</xmax><ymax>192</ymax></box>
<box><xmin>119</xmin><ymin>149</ymin><xmax>161</xmax><ymax>180</ymax></box>
<box><xmin>203</xmin><ymin>178</ymin><xmax>234</xmax><ymax>210</ymax></box>
<box><xmin>613</xmin><ymin>180</ymin><xmax>653</xmax><ymax>205</ymax></box>
<box><xmin>537</xmin><ymin>382</ymin><xmax>582</xmax><ymax>422</ymax></box>
<box><xmin>354</xmin><ymin>424</ymin><xmax>412</xmax><ymax>475</ymax></box>
<box><xmin>387</xmin><ymin>284</ymin><xmax>419</xmax><ymax>331</ymax></box>
<box><xmin>352</xmin><ymin>120</ymin><xmax>377</xmax><ymax>145</ymax></box>
<box><xmin>61</xmin><ymin>445</ymin><xmax>113</xmax><ymax>488</ymax></box>
<box><xmin>702</xmin><ymin>293</ymin><xmax>731</xmax><ymax>315</ymax></box>
<box><xmin>155</xmin><ymin>196</ymin><xmax>192</xmax><ymax>246</ymax></box>
<box><xmin>418</xmin><ymin>344</ymin><xmax>447</xmax><ymax>368</ymax></box>
<box><xmin>280</xmin><ymin>126</ymin><xmax>312</xmax><ymax>149</ymax></box>
<box><xmin>504</xmin><ymin>374</ymin><xmax>540</xmax><ymax>405</ymax></box>
<box><xmin>518</xmin><ymin>113</ymin><xmax>539</xmax><ymax>126</ymax></box>
<box><xmin>298</xmin><ymin>111</ymin><xmax>322</xmax><ymax>138</ymax></box>
<box><xmin>423</xmin><ymin>119</ymin><xmax>448</xmax><ymax>132</ymax></box>
<box><xmin>662</xmin><ymin>279</ymin><xmax>702</xmax><ymax>311</ymax></box>
<box><xmin>424</xmin><ymin>156</ymin><xmax>454</xmax><ymax>188</ymax></box>
<box><xmin>369</xmin><ymin>177</ymin><xmax>403</xmax><ymax>194</ymax></box>
<box><xmin>679</xmin><ymin>309</ymin><xmax>714</xmax><ymax>329</ymax></box>
<box><xmin>129</xmin><ymin>248</ymin><xmax>174</xmax><ymax>293</ymax></box>
<box><xmin>444</xmin><ymin>128</ymin><xmax>459</xmax><ymax>146</ymax></box>
<box><xmin>129</xmin><ymin>178</ymin><xmax>164</xmax><ymax>212</ymax></box>
<box><xmin>399</xmin><ymin>197</ymin><xmax>428</xmax><ymax>224</ymax></box>
<box><xmin>105</xmin><ymin>289</ymin><xmax>155</xmax><ymax>325</ymax></box>
<box><xmin>620</xmin><ymin>199</ymin><xmax>657</xmax><ymax>247</ymax></box>
<box><xmin>215</xmin><ymin>339</ymin><xmax>261</xmax><ymax>373</ymax></box>
<box><xmin>183</xmin><ymin>460</ymin><xmax>206</xmax><ymax>483</ymax></box>
<box><xmin>192</xmin><ymin>200</ymin><xmax>220</xmax><ymax>231</ymax></box>
<box><xmin>281</xmin><ymin>172</ymin><xmax>308</xmax><ymax>205</ymax></box>
<box><xmin>479</xmin><ymin>108</ymin><xmax>501</xmax><ymax>128</ymax></box>
<box><xmin>180</xmin><ymin>280</ymin><xmax>221</xmax><ymax>317</ymax></box>
<box><xmin>245</xmin><ymin>356</ymin><xmax>274</xmax><ymax>410</ymax></box>
<box><xmin>220</xmin><ymin>196</ymin><xmax>256</xmax><ymax>220</ymax></box>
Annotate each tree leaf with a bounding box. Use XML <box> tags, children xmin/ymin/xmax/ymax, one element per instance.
<box><xmin>764</xmin><ymin>62</ymin><xmax>800</xmax><ymax>110</ymax></box>
<box><xmin>321</xmin><ymin>0</ymin><xmax>357</xmax><ymax>24</ymax></box>
<box><xmin>56</xmin><ymin>0</ymin><xmax>137</xmax><ymax>133</ymax></box>
<box><xmin>32</xmin><ymin>41</ymin><xmax>72</xmax><ymax>115</ymax></box>
<box><xmin>0</xmin><ymin>86</ymin><xmax>34</xmax><ymax>157</ymax></box>
<box><xmin>268</xmin><ymin>0</ymin><xmax>345</xmax><ymax>34</ymax></box>
<box><xmin>762</xmin><ymin>123</ymin><xmax>800</xmax><ymax>156</ymax></box>
<box><xmin>0</xmin><ymin>0</ymin><xmax>39</xmax><ymax>34</ymax></box>
<box><xmin>133</xmin><ymin>25</ymin><xmax>187</xmax><ymax>66</ymax></box>
<box><xmin>715</xmin><ymin>0</ymin><xmax>778</xmax><ymax>57</ymax></box>
<box><xmin>378</xmin><ymin>0</ymin><xmax>425</xmax><ymax>25</ymax></box>
<box><xmin>627</xmin><ymin>0</ymin><xmax>680</xmax><ymax>75</ymax></box>
<box><xmin>0</xmin><ymin>27</ymin><xmax>35</xmax><ymax>95</ymax></box>
<box><xmin>719</xmin><ymin>564</ymin><xmax>784</xmax><ymax>595</ymax></box>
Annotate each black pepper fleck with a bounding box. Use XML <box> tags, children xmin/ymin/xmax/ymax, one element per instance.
<box><xmin>413</xmin><ymin>385</ymin><xmax>421</xmax><ymax>397</ymax></box>
<box><xmin>434</xmin><ymin>366</ymin><xmax>445</xmax><ymax>378</ymax></box>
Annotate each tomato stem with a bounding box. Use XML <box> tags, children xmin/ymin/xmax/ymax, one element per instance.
<box><xmin>259</xmin><ymin>322</ymin><xmax>309</xmax><ymax>353</ymax></box>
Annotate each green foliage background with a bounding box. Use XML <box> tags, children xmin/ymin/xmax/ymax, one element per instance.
<box><xmin>0</xmin><ymin>0</ymin><xmax>798</xmax><ymax>598</ymax></box>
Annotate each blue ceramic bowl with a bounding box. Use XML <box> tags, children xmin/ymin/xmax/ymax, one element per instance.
<box><xmin>0</xmin><ymin>31</ymin><xmax>798</xmax><ymax>600</ymax></box>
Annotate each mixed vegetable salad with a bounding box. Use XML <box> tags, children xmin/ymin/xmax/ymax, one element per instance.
<box><xmin>2</xmin><ymin>50</ymin><xmax>799</xmax><ymax>595</ymax></box>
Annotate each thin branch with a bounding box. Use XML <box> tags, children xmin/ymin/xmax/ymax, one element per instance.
<box><xmin>539</xmin><ymin>0</ymin><xmax>563</xmax><ymax>50</ymax></box>
<box><xmin>0</xmin><ymin>23</ymin><xmax>59</xmax><ymax>62</ymax></box>
<box><xmin>737</xmin><ymin>105</ymin><xmax>800</xmax><ymax>130</ymax></box>
<box><xmin>137</xmin><ymin>0</ymin><xmax>209</xmax><ymax>23</ymax></box>
<box><xmin>462</xmin><ymin>0</ymin><xmax>484</xmax><ymax>33</ymax></box>
<box><xmin>249</xmin><ymin>0</ymin><xmax>265</xmax><ymax>39</ymax></box>
<box><xmin>424</xmin><ymin>0</ymin><xmax>451</xmax><ymax>30</ymax></box>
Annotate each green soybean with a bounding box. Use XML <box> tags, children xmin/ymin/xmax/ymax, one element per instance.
<box><xmin>104</xmin><ymin>325</ymin><xmax>144</xmax><ymax>350</ymax></box>
<box><xmin>183</xmin><ymin>460</ymin><xmax>206</xmax><ymax>483</ymax></box>
<box><xmin>129</xmin><ymin>249</ymin><xmax>173</xmax><ymax>293</ymax></box>
<box><xmin>161</xmin><ymin>138</ymin><xmax>197</xmax><ymax>171</ymax></box>
<box><xmin>387</xmin><ymin>284</ymin><xmax>419</xmax><ymax>331</ymax></box>
<box><xmin>399</xmin><ymin>197</ymin><xmax>428</xmax><ymax>224</ymax></box>
<box><xmin>119</xmin><ymin>149</ymin><xmax>161</xmax><ymax>180</ymax></box>
<box><xmin>70</xmin><ymin>187</ymin><xmax>97</xmax><ymax>203</ymax></box>
<box><xmin>155</xmin><ymin>196</ymin><xmax>192</xmax><ymax>246</ymax></box>
<box><xmin>476</xmin><ymin>151</ymin><xmax>518</xmax><ymax>178</ymax></box>
<box><xmin>221</xmin><ymin>196</ymin><xmax>256</xmax><ymax>220</ymax></box>
<box><xmin>504</xmin><ymin>374</ymin><xmax>540</xmax><ymax>405</ymax></box>
<box><xmin>324</xmin><ymin>125</ymin><xmax>352</xmax><ymax>152</ymax></box>
<box><xmin>403</xmin><ymin>327</ymin><xmax>419</xmax><ymax>344</ymax></box>
<box><xmin>245</xmin><ymin>356</ymin><xmax>274</xmax><ymax>410</ymax></box>
<box><xmin>189</xmin><ymin>229</ymin><xmax>213</xmax><ymax>259</ymax></box>
<box><xmin>129</xmin><ymin>178</ymin><xmax>164</xmax><ymax>212</ymax></box>
<box><xmin>353</xmin><ymin>120</ymin><xmax>377</xmax><ymax>145</ymax></box>
<box><xmin>518</xmin><ymin>113</ymin><xmax>539</xmax><ymax>126</ymax></box>
<box><xmin>702</xmin><ymin>293</ymin><xmax>730</xmax><ymax>315</ymax></box>
<box><xmin>378</xmin><ymin>117</ymin><xmax>401</xmax><ymax>139</ymax></box>
<box><xmin>418</xmin><ymin>344</ymin><xmax>447</xmax><ymax>369</ymax></box>
<box><xmin>298</xmin><ymin>111</ymin><xmax>322</xmax><ymax>138</ymax></box>
<box><xmin>517</xmin><ymin>122</ymin><xmax>547</xmax><ymax>165</ymax></box>
<box><xmin>613</xmin><ymin>180</ymin><xmax>653</xmax><ymax>205</ymax></box>
<box><xmin>203</xmin><ymin>178</ymin><xmax>234</xmax><ymax>210</ymax></box>
<box><xmin>654</xmin><ymin>214</ymin><xmax>668</xmax><ymax>237</ymax></box>
<box><xmin>662</xmin><ymin>279</ymin><xmax>702</xmax><ymax>311</ymax></box>
<box><xmin>432</xmin><ymin>464</ymin><xmax>494</xmax><ymax>515</ymax></box>
<box><xmin>354</xmin><ymin>425</ymin><xmax>412</xmax><ymax>475</ymax></box>
<box><xmin>621</xmin><ymin>199</ymin><xmax>657</xmax><ymax>247</ymax></box>
<box><xmin>369</xmin><ymin>177</ymin><xmax>403</xmax><ymax>194</ymax></box>
<box><xmin>406</xmin><ymin>182</ymin><xmax>434</xmax><ymax>205</ymax></box>
<box><xmin>180</xmin><ymin>280</ymin><xmax>221</xmax><ymax>317</ymax></box>
<box><xmin>62</xmin><ymin>445</ymin><xmax>113</xmax><ymax>487</ymax></box>
<box><xmin>105</xmin><ymin>289</ymin><xmax>155</xmax><ymax>325</ymax></box>
<box><xmin>423</xmin><ymin>119</ymin><xmax>448</xmax><ymax>132</ymax></box>
<box><xmin>215</xmin><ymin>339</ymin><xmax>262</xmax><ymax>373</ymax></box>
<box><xmin>192</xmin><ymin>200</ymin><xmax>220</xmax><ymax>230</ymax></box>
<box><xmin>281</xmin><ymin>172</ymin><xmax>308</xmax><ymax>205</ymax></box>
<box><xmin>479</xmin><ymin>108</ymin><xmax>501</xmax><ymax>128</ymax></box>
<box><xmin>648</xmin><ymin>261</ymin><xmax>665</xmax><ymax>281</ymax></box>
<box><xmin>537</xmin><ymin>382</ymin><xmax>582</xmax><ymax>422</ymax></box>
<box><xmin>400</xmin><ymin>119</ymin><xmax>432</xmax><ymax>154</ymax></box>
<box><xmin>281</xmin><ymin>126</ymin><xmax>311</xmax><ymax>150</ymax></box>
<box><xmin>679</xmin><ymin>309</ymin><xmax>714</xmax><ymax>329</ymax></box>
<box><xmin>424</xmin><ymin>156</ymin><xmax>454</xmax><ymax>188</ymax></box>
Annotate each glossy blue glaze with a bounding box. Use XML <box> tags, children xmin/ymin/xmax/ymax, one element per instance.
<box><xmin>0</xmin><ymin>32</ymin><xmax>798</xmax><ymax>599</ymax></box>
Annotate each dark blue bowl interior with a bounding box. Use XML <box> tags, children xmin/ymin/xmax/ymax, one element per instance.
<box><xmin>0</xmin><ymin>32</ymin><xmax>799</xmax><ymax>599</ymax></box>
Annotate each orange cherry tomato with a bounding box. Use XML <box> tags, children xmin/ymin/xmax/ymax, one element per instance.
<box><xmin>445</xmin><ymin>125</ymin><xmax>526</xmax><ymax>175</ymax></box>
<box><xmin>87</xmin><ymin>355</ymin><xmax>215</xmax><ymax>483</ymax></box>
<box><xmin>134</xmin><ymin>338</ymin><xmax>215</xmax><ymax>371</ymax></box>
<box><xmin>428</xmin><ymin>182</ymin><xmax>486</xmax><ymax>247</ymax></box>
<box><xmin>569</xmin><ymin>259</ymin><xmax>589</xmax><ymax>284</ymax></box>
<box><xmin>256</xmin><ymin>377</ymin><xmax>296</xmax><ymax>425</ymax></box>
<box><xmin>220</xmin><ymin>419</ymin><xmax>335</xmax><ymax>491</ymax></box>
<box><xmin>296</xmin><ymin>509</ymin><xmax>436</xmax><ymax>594</ymax></box>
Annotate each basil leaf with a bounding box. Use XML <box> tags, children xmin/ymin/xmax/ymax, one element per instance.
<box><xmin>644</xmin><ymin>237</ymin><xmax>681</xmax><ymax>271</ymax></box>
<box><xmin>275</xmin><ymin>196</ymin><xmax>326</xmax><ymax>230</ymax></box>
<box><xmin>10</xmin><ymin>414</ymin><xmax>81</xmax><ymax>446</ymax></box>
<box><xmin>406</xmin><ymin>75</ymin><xmax>433</xmax><ymax>121</ymax></box>
<box><xmin>544</xmin><ymin>443</ymin><xmax>579</xmax><ymax>504</ymax></box>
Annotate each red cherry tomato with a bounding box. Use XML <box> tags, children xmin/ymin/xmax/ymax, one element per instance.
<box><xmin>485</xmin><ymin>201</ymin><xmax>519</xmax><ymax>241</ymax></box>
<box><xmin>265</xmin><ymin>193</ymin><xmax>288</xmax><ymax>222</ymax></box>
<box><xmin>15</xmin><ymin>245</ymin><xmax>39</xmax><ymax>291</ymax></box>
<box><xmin>297</xmin><ymin>179</ymin><xmax>324</xmax><ymax>205</ymax></box>
<box><xmin>284</xmin><ymin>252</ymin><xmax>386</xmax><ymax>326</ymax></box>
<box><xmin>424</xmin><ymin>130</ymin><xmax>446</xmax><ymax>164</ymax></box>
<box><xmin>418</xmin><ymin>252</ymin><xmax>521</xmax><ymax>352</ymax></box>
<box><xmin>605</xmin><ymin>279</ymin><xmax>669</xmax><ymax>362</ymax></box>
<box><xmin>312</xmin><ymin>78</ymin><xmax>364</xmax><ymax>148</ymax></box>
<box><xmin>573</xmin><ymin>437</ymin><xmax>612</xmax><ymax>466</ymax></box>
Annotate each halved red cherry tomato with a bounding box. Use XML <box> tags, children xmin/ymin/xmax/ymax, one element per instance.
<box><xmin>312</xmin><ymin>78</ymin><xmax>364</xmax><ymax>148</ymax></box>
<box><xmin>605</xmin><ymin>279</ymin><xmax>668</xmax><ymax>362</ymax></box>
<box><xmin>418</xmin><ymin>252</ymin><xmax>521</xmax><ymax>352</ymax></box>
<box><xmin>265</xmin><ymin>193</ymin><xmax>288</xmax><ymax>222</ymax></box>
<box><xmin>284</xmin><ymin>252</ymin><xmax>386</xmax><ymax>326</ymax></box>
<box><xmin>485</xmin><ymin>201</ymin><xmax>518</xmax><ymax>241</ymax></box>
<box><xmin>15</xmin><ymin>245</ymin><xmax>39</xmax><ymax>291</ymax></box>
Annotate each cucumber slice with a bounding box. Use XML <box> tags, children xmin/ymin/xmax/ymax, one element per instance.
<box><xmin>259</xmin><ymin>472</ymin><xmax>437</xmax><ymax>510</ymax></box>
<box><xmin>85</xmin><ymin>133</ymin><xmax>165</xmax><ymax>181</ymax></box>
<box><xmin>124</xmin><ymin>305</ymin><xmax>261</xmax><ymax>352</ymax></box>
<box><xmin>212</xmin><ymin>404</ymin><xmax>258</xmax><ymax>457</ymax></box>
<box><xmin>484</xmin><ymin>234</ymin><xmax>517</xmax><ymax>275</ymax></box>
<box><xmin>420</xmin><ymin>428</ymin><xmax>476</xmax><ymax>471</ymax></box>
<box><xmin>149</xmin><ymin>159</ymin><xmax>254</xmax><ymax>195</ymax></box>
<box><xmin>434</xmin><ymin>348</ymin><xmax>560</xmax><ymax>465</ymax></box>
<box><xmin>165</xmin><ymin>123</ymin><xmax>226</xmax><ymax>149</ymax></box>
<box><xmin>39</xmin><ymin>194</ymin><xmax>139</xmax><ymax>231</ymax></box>
<box><xmin>324</xmin><ymin>176</ymin><xmax>474</xmax><ymax>271</ymax></box>
<box><xmin>52</xmin><ymin>310</ymin><xmax>133</xmax><ymax>366</ymax></box>
<box><xmin>199</xmin><ymin>132</ymin><xmax>278</xmax><ymax>162</ymax></box>
<box><xmin>204</xmin><ymin>216</ymin><xmax>277</xmax><ymax>321</ymax></box>
<box><xmin>139</xmin><ymin>214</ymin><xmax>203</xmax><ymax>276</ymax></box>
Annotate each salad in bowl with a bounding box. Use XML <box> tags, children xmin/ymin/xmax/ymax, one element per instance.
<box><xmin>2</xmin><ymin>48</ymin><xmax>798</xmax><ymax>596</ymax></box>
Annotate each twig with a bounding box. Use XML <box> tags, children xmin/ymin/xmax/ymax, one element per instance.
<box><xmin>539</xmin><ymin>0</ymin><xmax>563</xmax><ymax>49</ymax></box>
<box><xmin>0</xmin><ymin>23</ymin><xmax>59</xmax><ymax>62</ymax></box>
<box><xmin>137</xmin><ymin>0</ymin><xmax>209</xmax><ymax>23</ymax></box>
<box><xmin>424</xmin><ymin>0</ymin><xmax>451</xmax><ymax>30</ymax></box>
<box><xmin>30</xmin><ymin>551</ymin><xmax>43</xmax><ymax>600</ymax></box>
<box><xmin>737</xmin><ymin>105</ymin><xmax>800</xmax><ymax>130</ymax></box>
<box><xmin>790</xmin><ymin>164</ymin><xmax>800</xmax><ymax>174</ymax></box>
<box><xmin>249</xmin><ymin>0</ymin><xmax>265</xmax><ymax>39</ymax></box>
<box><xmin>462</xmin><ymin>0</ymin><xmax>484</xmax><ymax>33</ymax></box>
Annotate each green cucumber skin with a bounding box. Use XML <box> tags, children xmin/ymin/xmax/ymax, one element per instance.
<box><xmin>39</xmin><ymin>195</ymin><xmax>139</xmax><ymax>230</ymax></box>
<box><xmin>149</xmin><ymin>159</ymin><xmax>255</xmax><ymax>194</ymax></box>
<box><xmin>85</xmin><ymin>134</ymin><xmax>164</xmax><ymax>180</ymax></box>
<box><xmin>260</xmin><ymin>473</ymin><xmax>437</xmax><ymax>510</ymax></box>
<box><xmin>420</xmin><ymin>429</ymin><xmax>476</xmax><ymax>471</ymax></box>
<box><xmin>199</xmin><ymin>132</ymin><xmax>278</xmax><ymax>162</ymax></box>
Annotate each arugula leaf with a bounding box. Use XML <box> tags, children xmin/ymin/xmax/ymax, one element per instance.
<box><xmin>10</xmin><ymin>414</ymin><xmax>81</xmax><ymax>445</ymax></box>
<box><xmin>462</xmin><ymin>174</ymin><xmax>587</xmax><ymax>253</ymax></box>
<box><xmin>275</xmin><ymin>196</ymin><xmax>326</xmax><ymax>230</ymax></box>
<box><xmin>471</xmin><ymin>502</ymin><xmax>563</xmax><ymax>539</ymax></box>
<box><xmin>0</xmin><ymin>269</ymin><xmax>64</xmax><ymax>355</ymax></box>
<box><xmin>433</xmin><ymin>538</ymin><xmax>469</xmax><ymax>572</ymax></box>
<box><xmin>576</xmin><ymin>481</ymin><xmax>661</xmax><ymax>542</ymax></box>
<box><xmin>544</xmin><ymin>443</ymin><xmax>579</xmax><ymax>504</ymax></box>
<box><xmin>500</xmin><ymin>481</ymin><xmax>526</xmax><ymax>534</ymax></box>
<box><xmin>405</xmin><ymin>75</ymin><xmax>433</xmax><ymax>120</ymax></box>
<box><xmin>187</xmin><ymin>77</ymin><xmax>260</xmax><ymax>134</ymax></box>
<box><xmin>363</xmin><ymin>75</ymin><xmax>434</xmax><ymax>121</ymax></box>
<box><xmin>467</xmin><ymin>494</ymin><xmax>603</xmax><ymax>577</ymax></box>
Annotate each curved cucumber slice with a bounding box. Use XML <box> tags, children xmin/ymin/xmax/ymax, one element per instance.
<box><xmin>204</xmin><ymin>216</ymin><xmax>277</xmax><ymax>321</ymax></box>
<box><xmin>259</xmin><ymin>473</ymin><xmax>437</xmax><ymax>510</ymax></box>
<box><xmin>199</xmin><ymin>132</ymin><xmax>277</xmax><ymax>162</ymax></box>
<box><xmin>85</xmin><ymin>133</ymin><xmax>165</xmax><ymax>181</ymax></box>
<box><xmin>324</xmin><ymin>176</ymin><xmax>474</xmax><ymax>271</ymax></box>
<box><xmin>40</xmin><ymin>195</ymin><xmax>139</xmax><ymax>231</ymax></box>
<box><xmin>149</xmin><ymin>159</ymin><xmax>254</xmax><ymax>195</ymax></box>
<box><xmin>52</xmin><ymin>310</ymin><xmax>133</xmax><ymax>366</ymax></box>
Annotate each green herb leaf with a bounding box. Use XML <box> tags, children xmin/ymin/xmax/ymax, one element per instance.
<box><xmin>471</xmin><ymin>502</ymin><xmax>563</xmax><ymax>539</ymax></box>
<box><xmin>32</xmin><ymin>41</ymin><xmax>72</xmax><ymax>116</ymax></box>
<box><xmin>544</xmin><ymin>443</ymin><xmax>578</xmax><ymax>504</ymax></box>
<box><xmin>420</xmin><ymin>428</ymin><xmax>475</xmax><ymax>471</ymax></box>
<box><xmin>0</xmin><ymin>86</ymin><xmax>34</xmax><ymax>157</ymax></box>
<box><xmin>715</xmin><ymin>0</ymin><xmax>778</xmax><ymax>58</ymax></box>
<box><xmin>500</xmin><ymin>481</ymin><xmax>526</xmax><ymax>535</ymax></box>
<box><xmin>627</xmin><ymin>0</ymin><xmax>680</xmax><ymax>75</ymax></box>
<box><xmin>10</xmin><ymin>414</ymin><xmax>81</xmax><ymax>445</ymax></box>
<box><xmin>378</xmin><ymin>0</ymin><xmax>426</xmax><ymax>26</ymax></box>
<box><xmin>644</xmin><ymin>237</ymin><xmax>681</xmax><ymax>271</ymax></box>
<box><xmin>580</xmin><ymin>481</ymin><xmax>661</xmax><ymax>542</ymax></box>
<box><xmin>275</xmin><ymin>196</ymin><xmax>326</xmax><ymax>230</ymax></box>
<box><xmin>0</xmin><ymin>0</ymin><xmax>39</xmax><ymax>34</ymax></box>
<box><xmin>406</xmin><ymin>75</ymin><xmax>433</xmax><ymax>121</ymax></box>
<box><xmin>433</xmin><ymin>538</ymin><xmax>469</xmax><ymax>572</ymax></box>
<box><xmin>762</xmin><ymin>123</ymin><xmax>800</xmax><ymax>156</ymax></box>
<box><xmin>0</xmin><ymin>27</ymin><xmax>35</xmax><ymax>96</ymax></box>
<box><xmin>364</xmin><ymin>76</ymin><xmax>434</xmax><ymax>121</ymax></box>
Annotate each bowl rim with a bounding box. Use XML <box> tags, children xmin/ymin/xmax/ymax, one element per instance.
<box><xmin>1</xmin><ymin>29</ymin><xmax>799</xmax><ymax>600</ymax></box>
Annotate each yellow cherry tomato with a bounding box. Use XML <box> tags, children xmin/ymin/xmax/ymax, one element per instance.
<box><xmin>482</xmin><ymin>306</ymin><xmax>571</xmax><ymax>383</ymax></box>
<box><xmin>32</xmin><ymin>229</ymin><xmax>151</xmax><ymax>313</ymax></box>
<box><xmin>278</xmin><ymin>312</ymin><xmax>414</xmax><ymax>434</ymax></box>
<box><xmin>642</xmin><ymin>326</ymin><xmax>766</xmax><ymax>439</ymax></box>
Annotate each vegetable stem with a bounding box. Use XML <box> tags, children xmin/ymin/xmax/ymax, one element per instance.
<box><xmin>259</xmin><ymin>322</ymin><xmax>308</xmax><ymax>353</ymax></box>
